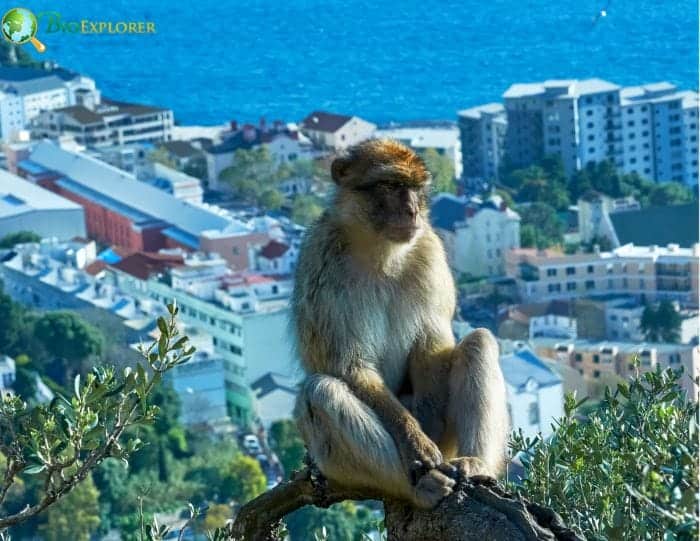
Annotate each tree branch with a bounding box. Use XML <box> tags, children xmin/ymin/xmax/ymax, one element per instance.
<box><xmin>229</xmin><ymin>465</ymin><xmax>585</xmax><ymax>541</ymax></box>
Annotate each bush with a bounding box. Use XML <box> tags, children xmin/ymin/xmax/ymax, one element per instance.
<box><xmin>510</xmin><ymin>364</ymin><xmax>698</xmax><ymax>540</ymax></box>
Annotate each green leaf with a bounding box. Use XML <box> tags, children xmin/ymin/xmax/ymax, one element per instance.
<box><xmin>74</xmin><ymin>374</ymin><xmax>81</xmax><ymax>399</ymax></box>
<box><xmin>23</xmin><ymin>464</ymin><xmax>46</xmax><ymax>475</ymax></box>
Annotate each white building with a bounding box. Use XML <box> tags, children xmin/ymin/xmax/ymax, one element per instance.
<box><xmin>300</xmin><ymin>111</ymin><xmax>376</xmax><ymax>151</ymax></box>
<box><xmin>501</xmin><ymin>345</ymin><xmax>564</xmax><ymax>441</ymax></box>
<box><xmin>500</xmin><ymin>78</ymin><xmax>698</xmax><ymax>184</ymax></box>
<box><xmin>251</xmin><ymin>372</ymin><xmax>298</xmax><ymax>428</ymax></box>
<box><xmin>374</xmin><ymin>123</ymin><xmax>463</xmax><ymax>180</ymax></box>
<box><xmin>432</xmin><ymin>193</ymin><xmax>520</xmax><ymax>277</ymax></box>
<box><xmin>458</xmin><ymin>103</ymin><xmax>506</xmax><ymax>185</ymax></box>
<box><xmin>254</xmin><ymin>239</ymin><xmax>298</xmax><ymax>276</ymax></box>
<box><xmin>138</xmin><ymin>161</ymin><xmax>203</xmax><ymax>205</ymax></box>
<box><xmin>0</xmin><ymin>169</ymin><xmax>86</xmax><ymax>240</ymax></box>
<box><xmin>0</xmin><ymin>66</ymin><xmax>100</xmax><ymax>141</ymax></box>
<box><xmin>31</xmin><ymin>98</ymin><xmax>174</xmax><ymax>148</ymax></box>
<box><xmin>576</xmin><ymin>191</ymin><xmax>640</xmax><ymax>245</ymax></box>
<box><xmin>0</xmin><ymin>356</ymin><xmax>16</xmax><ymax>396</ymax></box>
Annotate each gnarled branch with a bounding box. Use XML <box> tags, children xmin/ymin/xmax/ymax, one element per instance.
<box><xmin>229</xmin><ymin>464</ymin><xmax>585</xmax><ymax>541</ymax></box>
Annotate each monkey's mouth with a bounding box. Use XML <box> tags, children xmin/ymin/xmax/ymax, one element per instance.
<box><xmin>385</xmin><ymin>222</ymin><xmax>420</xmax><ymax>242</ymax></box>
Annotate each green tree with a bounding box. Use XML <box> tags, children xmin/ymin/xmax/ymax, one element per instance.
<box><xmin>183</xmin><ymin>155</ymin><xmax>208</xmax><ymax>181</ymax></box>
<box><xmin>420</xmin><ymin>148</ymin><xmax>455</xmax><ymax>194</ymax></box>
<box><xmin>259</xmin><ymin>188</ymin><xmax>285</xmax><ymax>210</ymax></box>
<box><xmin>648</xmin><ymin>183</ymin><xmax>694</xmax><ymax>206</ymax></box>
<box><xmin>292</xmin><ymin>195</ymin><xmax>324</xmax><ymax>226</ymax></box>
<box><xmin>0</xmin><ymin>231</ymin><xmax>41</xmax><ymax>249</ymax></box>
<box><xmin>641</xmin><ymin>300</ymin><xmax>682</xmax><ymax>343</ymax></box>
<box><xmin>511</xmin><ymin>365</ymin><xmax>698</xmax><ymax>540</ymax></box>
<box><xmin>221</xmin><ymin>454</ymin><xmax>266</xmax><ymax>504</ymax></box>
<box><xmin>148</xmin><ymin>147</ymin><xmax>178</xmax><ymax>169</ymax></box>
<box><xmin>33</xmin><ymin>311</ymin><xmax>104</xmax><ymax>384</ymax></box>
<box><xmin>219</xmin><ymin>147</ymin><xmax>279</xmax><ymax>205</ymax></box>
<box><xmin>38</xmin><ymin>473</ymin><xmax>101</xmax><ymax>541</ymax></box>
<box><xmin>518</xmin><ymin>202</ymin><xmax>563</xmax><ymax>249</ymax></box>
<box><xmin>197</xmin><ymin>503</ymin><xmax>231</xmax><ymax>534</ymax></box>
<box><xmin>269</xmin><ymin>419</ymin><xmax>306</xmax><ymax>477</ymax></box>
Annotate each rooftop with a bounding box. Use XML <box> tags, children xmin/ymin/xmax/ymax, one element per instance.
<box><xmin>300</xmin><ymin>110</ymin><xmax>353</xmax><ymax>133</ymax></box>
<box><xmin>51</xmin><ymin>97</ymin><xmax>169</xmax><ymax>126</ymax></box>
<box><xmin>0</xmin><ymin>66</ymin><xmax>83</xmax><ymax>96</ymax></box>
<box><xmin>610</xmin><ymin>202</ymin><xmax>699</xmax><ymax>249</ymax></box>
<box><xmin>373</xmin><ymin>125</ymin><xmax>459</xmax><ymax>148</ymax></box>
<box><xmin>458</xmin><ymin>102</ymin><xmax>506</xmax><ymax>119</ymax></box>
<box><xmin>533</xmin><ymin>337</ymin><xmax>695</xmax><ymax>354</ymax></box>
<box><xmin>0</xmin><ymin>169</ymin><xmax>82</xmax><ymax>219</ymax></box>
<box><xmin>28</xmin><ymin>141</ymin><xmax>246</xmax><ymax>245</ymax></box>
<box><xmin>431</xmin><ymin>193</ymin><xmax>518</xmax><ymax>232</ymax></box>
<box><xmin>503</xmin><ymin>78</ymin><xmax>619</xmax><ymax>99</ymax></box>
<box><xmin>500</xmin><ymin>347</ymin><xmax>562</xmax><ymax>391</ymax></box>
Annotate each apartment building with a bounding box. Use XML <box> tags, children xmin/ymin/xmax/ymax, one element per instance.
<box><xmin>112</xmin><ymin>260</ymin><xmax>299</xmax><ymax>426</ymax></box>
<box><xmin>457</xmin><ymin>103</ymin><xmax>506</xmax><ymax>184</ymax></box>
<box><xmin>506</xmin><ymin>243</ymin><xmax>700</xmax><ymax>308</ymax></box>
<box><xmin>432</xmin><ymin>193</ymin><xmax>520</xmax><ymax>277</ymax></box>
<box><xmin>31</xmin><ymin>97</ymin><xmax>173</xmax><ymax>148</ymax></box>
<box><xmin>534</xmin><ymin>337</ymin><xmax>699</xmax><ymax>396</ymax></box>
<box><xmin>0</xmin><ymin>66</ymin><xmax>100</xmax><ymax>140</ymax></box>
<box><xmin>462</xmin><ymin>78</ymin><xmax>700</xmax><ymax>184</ymax></box>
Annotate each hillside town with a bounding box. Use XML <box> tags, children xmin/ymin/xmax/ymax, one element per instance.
<box><xmin>0</xmin><ymin>60</ymin><xmax>697</xmax><ymax>538</ymax></box>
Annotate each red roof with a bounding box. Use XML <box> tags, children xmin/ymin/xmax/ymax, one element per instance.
<box><xmin>84</xmin><ymin>260</ymin><xmax>107</xmax><ymax>276</ymax></box>
<box><xmin>111</xmin><ymin>252</ymin><xmax>184</xmax><ymax>280</ymax></box>
<box><xmin>260</xmin><ymin>240</ymin><xmax>289</xmax><ymax>259</ymax></box>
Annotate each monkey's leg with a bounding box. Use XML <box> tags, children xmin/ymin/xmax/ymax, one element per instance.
<box><xmin>294</xmin><ymin>374</ymin><xmax>454</xmax><ymax>508</ymax></box>
<box><xmin>446</xmin><ymin>328</ymin><xmax>510</xmax><ymax>477</ymax></box>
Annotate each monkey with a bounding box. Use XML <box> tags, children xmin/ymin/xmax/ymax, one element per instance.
<box><xmin>291</xmin><ymin>139</ymin><xmax>509</xmax><ymax>509</ymax></box>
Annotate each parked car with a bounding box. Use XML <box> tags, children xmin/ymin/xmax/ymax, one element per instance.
<box><xmin>242</xmin><ymin>434</ymin><xmax>262</xmax><ymax>454</ymax></box>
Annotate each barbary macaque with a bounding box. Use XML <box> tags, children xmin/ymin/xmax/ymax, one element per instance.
<box><xmin>292</xmin><ymin>139</ymin><xmax>509</xmax><ymax>508</ymax></box>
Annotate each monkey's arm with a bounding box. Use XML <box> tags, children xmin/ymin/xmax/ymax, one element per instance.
<box><xmin>343</xmin><ymin>365</ymin><xmax>449</xmax><ymax>483</ymax></box>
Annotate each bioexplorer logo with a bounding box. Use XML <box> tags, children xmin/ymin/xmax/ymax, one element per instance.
<box><xmin>2</xmin><ymin>8</ymin><xmax>45</xmax><ymax>52</ymax></box>
<box><xmin>1</xmin><ymin>7</ymin><xmax>157</xmax><ymax>53</ymax></box>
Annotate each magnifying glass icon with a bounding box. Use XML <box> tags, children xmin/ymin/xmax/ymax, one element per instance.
<box><xmin>2</xmin><ymin>8</ymin><xmax>46</xmax><ymax>53</ymax></box>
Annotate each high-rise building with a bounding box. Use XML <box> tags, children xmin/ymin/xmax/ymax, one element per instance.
<box><xmin>457</xmin><ymin>103</ymin><xmax>506</xmax><ymax>185</ymax></box>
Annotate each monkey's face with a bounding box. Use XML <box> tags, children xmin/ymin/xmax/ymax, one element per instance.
<box><xmin>331</xmin><ymin>140</ymin><xmax>431</xmax><ymax>243</ymax></box>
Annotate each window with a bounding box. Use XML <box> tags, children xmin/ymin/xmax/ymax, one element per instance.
<box><xmin>567</xmin><ymin>282</ymin><xmax>576</xmax><ymax>291</ymax></box>
<box><xmin>593</xmin><ymin>354</ymin><xmax>600</xmax><ymax>364</ymax></box>
<box><xmin>547</xmin><ymin>268</ymin><xmax>556</xmax><ymax>277</ymax></box>
<box><xmin>587</xmin><ymin>265</ymin><xmax>594</xmax><ymax>274</ymax></box>
<box><xmin>528</xmin><ymin>402</ymin><xmax>539</xmax><ymax>425</ymax></box>
<box><xmin>593</xmin><ymin>370</ymin><xmax>601</xmax><ymax>378</ymax></box>
<box><xmin>575</xmin><ymin>353</ymin><xmax>582</xmax><ymax>362</ymax></box>
<box><xmin>585</xmin><ymin>280</ymin><xmax>595</xmax><ymax>290</ymax></box>
<box><xmin>566</xmin><ymin>266</ymin><xmax>575</xmax><ymax>275</ymax></box>
<box><xmin>232</xmin><ymin>246</ymin><xmax>240</xmax><ymax>255</ymax></box>
<box><xmin>229</xmin><ymin>344</ymin><xmax>243</xmax><ymax>355</ymax></box>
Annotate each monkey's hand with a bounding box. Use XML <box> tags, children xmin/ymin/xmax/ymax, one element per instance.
<box><xmin>398</xmin><ymin>423</ymin><xmax>456</xmax><ymax>507</ymax></box>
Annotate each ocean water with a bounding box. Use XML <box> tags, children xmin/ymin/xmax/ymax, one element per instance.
<box><xmin>15</xmin><ymin>0</ymin><xmax>699</xmax><ymax>126</ymax></box>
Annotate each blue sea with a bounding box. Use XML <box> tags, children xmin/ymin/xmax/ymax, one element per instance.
<box><xmin>14</xmin><ymin>0</ymin><xmax>699</xmax><ymax>126</ymax></box>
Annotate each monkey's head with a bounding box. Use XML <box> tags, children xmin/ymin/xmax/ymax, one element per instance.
<box><xmin>330</xmin><ymin>139</ymin><xmax>431</xmax><ymax>243</ymax></box>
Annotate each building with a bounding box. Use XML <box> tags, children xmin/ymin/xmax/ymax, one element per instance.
<box><xmin>576</xmin><ymin>191</ymin><xmax>640</xmax><ymax>245</ymax></box>
<box><xmin>0</xmin><ymin>168</ymin><xmax>86</xmax><ymax>240</ymax></box>
<box><xmin>457</xmin><ymin>103</ymin><xmax>506</xmax><ymax>185</ymax></box>
<box><xmin>300</xmin><ymin>111</ymin><xmax>376</xmax><ymax>151</ymax></box>
<box><xmin>205</xmin><ymin>120</ymin><xmax>314</xmax><ymax>188</ymax></box>
<box><xmin>605</xmin><ymin>298</ymin><xmax>698</xmax><ymax>344</ymax></box>
<box><xmin>168</xmin><ymin>351</ymin><xmax>230</xmax><ymax>427</ymax></box>
<box><xmin>137</xmin><ymin>161</ymin><xmax>204</xmax><ymax>205</ymax></box>
<box><xmin>501</xmin><ymin>345</ymin><xmax>564</xmax><ymax>440</ymax></box>
<box><xmin>254</xmin><ymin>239</ymin><xmax>298</xmax><ymax>276</ymax></box>
<box><xmin>499</xmin><ymin>79</ymin><xmax>699</xmax><ymax>184</ymax></box>
<box><xmin>18</xmin><ymin>141</ymin><xmax>270</xmax><ymax>269</ymax></box>
<box><xmin>31</xmin><ymin>97</ymin><xmax>174</xmax><ymax>148</ymax></box>
<box><xmin>498</xmin><ymin>300</ymin><xmax>577</xmax><ymax>341</ymax></box>
<box><xmin>251</xmin><ymin>372</ymin><xmax>298</xmax><ymax>428</ymax></box>
<box><xmin>111</xmin><ymin>255</ymin><xmax>299</xmax><ymax>426</ymax></box>
<box><xmin>533</xmin><ymin>337</ymin><xmax>699</xmax><ymax>396</ymax></box>
<box><xmin>0</xmin><ymin>66</ymin><xmax>100</xmax><ymax>140</ymax></box>
<box><xmin>87</xmin><ymin>142</ymin><xmax>152</xmax><ymax>173</ymax></box>
<box><xmin>158</xmin><ymin>140</ymin><xmax>205</xmax><ymax>169</ymax></box>
<box><xmin>374</xmin><ymin>122</ymin><xmax>462</xmax><ymax>180</ymax></box>
<box><xmin>607</xmin><ymin>201</ymin><xmax>699</xmax><ymax>249</ymax></box>
<box><xmin>432</xmin><ymin>193</ymin><xmax>520</xmax><ymax>277</ymax></box>
<box><xmin>506</xmin><ymin>243</ymin><xmax>700</xmax><ymax>308</ymax></box>
<box><xmin>0</xmin><ymin>356</ymin><xmax>16</xmax><ymax>396</ymax></box>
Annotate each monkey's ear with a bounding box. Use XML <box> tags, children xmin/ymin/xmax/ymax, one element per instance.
<box><xmin>330</xmin><ymin>155</ymin><xmax>353</xmax><ymax>185</ymax></box>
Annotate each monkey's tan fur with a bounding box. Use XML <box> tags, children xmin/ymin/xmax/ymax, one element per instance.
<box><xmin>292</xmin><ymin>139</ymin><xmax>509</xmax><ymax>509</ymax></box>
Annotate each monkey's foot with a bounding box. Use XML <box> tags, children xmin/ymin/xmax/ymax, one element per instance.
<box><xmin>449</xmin><ymin>456</ymin><xmax>492</xmax><ymax>479</ymax></box>
<box><xmin>412</xmin><ymin>468</ymin><xmax>455</xmax><ymax>509</ymax></box>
